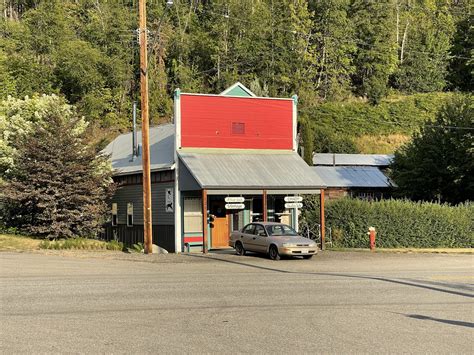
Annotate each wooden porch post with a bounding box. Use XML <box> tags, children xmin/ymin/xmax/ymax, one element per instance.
<box><xmin>202</xmin><ymin>189</ymin><xmax>208</xmax><ymax>254</ymax></box>
<box><xmin>320</xmin><ymin>189</ymin><xmax>325</xmax><ymax>250</ymax></box>
<box><xmin>263</xmin><ymin>190</ymin><xmax>268</xmax><ymax>222</ymax></box>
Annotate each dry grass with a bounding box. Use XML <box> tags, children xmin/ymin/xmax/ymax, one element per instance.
<box><xmin>0</xmin><ymin>234</ymin><xmax>123</xmax><ymax>251</ymax></box>
<box><xmin>0</xmin><ymin>234</ymin><xmax>41</xmax><ymax>251</ymax></box>
<box><xmin>354</xmin><ymin>134</ymin><xmax>410</xmax><ymax>154</ymax></box>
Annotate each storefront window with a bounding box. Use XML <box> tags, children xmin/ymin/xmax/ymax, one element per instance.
<box><xmin>183</xmin><ymin>198</ymin><xmax>203</xmax><ymax>233</ymax></box>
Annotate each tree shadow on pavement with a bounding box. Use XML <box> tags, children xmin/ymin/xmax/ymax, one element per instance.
<box><xmin>406</xmin><ymin>314</ymin><xmax>474</xmax><ymax>328</ymax></box>
<box><xmin>183</xmin><ymin>253</ymin><xmax>474</xmax><ymax>299</ymax></box>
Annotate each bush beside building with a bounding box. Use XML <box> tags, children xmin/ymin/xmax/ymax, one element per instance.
<box><xmin>304</xmin><ymin>198</ymin><xmax>473</xmax><ymax>248</ymax></box>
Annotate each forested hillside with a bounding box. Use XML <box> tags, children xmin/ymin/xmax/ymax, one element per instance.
<box><xmin>1</xmin><ymin>0</ymin><xmax>472</xmax><ymax>151</ymax></box>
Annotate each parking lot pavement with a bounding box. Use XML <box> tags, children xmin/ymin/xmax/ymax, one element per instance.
<box><xmin>1</xmin><ymin>251</ymin><xmax>473</xmax><ymax>354</ymax></box>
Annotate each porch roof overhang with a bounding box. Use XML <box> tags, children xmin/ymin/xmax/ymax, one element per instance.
<box><xmin>178</xmin><ymin>149</ymin><xmax>326</xmax><ymax>191</ymax></box>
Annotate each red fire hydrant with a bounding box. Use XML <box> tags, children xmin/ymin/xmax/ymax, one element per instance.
<box><xmin>368</xmin><ymin>227</ymin><xmax>376</xmax><ymax>251</ymax></box>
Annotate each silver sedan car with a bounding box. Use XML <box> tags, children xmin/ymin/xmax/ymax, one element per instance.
<box><xmin>229</xmin><ymin>222</ymin><xmax>318</xmax><ymax>260</ymax></box>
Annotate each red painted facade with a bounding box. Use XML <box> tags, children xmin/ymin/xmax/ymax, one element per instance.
<box><xmin>180</xmin><ymin>94</ymin><xmax>293</xmax><ymax>150</ymax></box>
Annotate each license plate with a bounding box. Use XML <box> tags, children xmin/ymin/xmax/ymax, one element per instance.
<box><xmin>301</xmin><ymin>249</ymin><xmax>309</xmax><ymax>254</ymax></box>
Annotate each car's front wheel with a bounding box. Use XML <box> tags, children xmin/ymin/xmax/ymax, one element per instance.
<box><xmin>235</xmin><ymin>241</ymin><xmax>246</xmax><ymax>256</ymax></box>
<box><xmin>269</xmin><ymin>245</ymin><xmax>281</xmax><ymax>260</ymax></box>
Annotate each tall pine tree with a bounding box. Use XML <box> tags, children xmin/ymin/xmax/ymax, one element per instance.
<box><xmin>310</xmin><ymin>0</ymin><xmax>356</xmax><ymax>100</ymax></box>
<box><xmin>351</xmin><ymin>0</ymin><xmax>397</xmax><ymax>104</ymax></box>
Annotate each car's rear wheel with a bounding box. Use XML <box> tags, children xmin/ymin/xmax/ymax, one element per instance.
<box><xmin>269</xmin><ymin>245</ymin><xmax>280</xmax><ymax>260</ymax></box>
<box><xmin>235</xmin><ymin>241</ymin><xmax>246</xmax><ymax>256</ymax></box>
<box><xmin>302</xmin><ymin>255</ymin><xmax>313</xmax><ymax>260</ymax></box>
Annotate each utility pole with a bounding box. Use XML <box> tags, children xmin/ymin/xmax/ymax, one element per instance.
<box><xmin>139</xmin><ymin>0</ymin><xmax>153</xmax><ymax>254</ymax></box>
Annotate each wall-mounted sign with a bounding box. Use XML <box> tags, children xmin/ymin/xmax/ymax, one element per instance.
<box><xmin>165</xmin><ymin>188</ymin><xmax>174</xmax><ymax>212</ymax></box>
<box><xmin>284</xmin><ymin>196</ymin><xmax>303</xmax><ymax>202</ymax></box>
<box><xmin>225</xmin><ymin>203</ymin><xmax>245</xmax><ymax>210</ymax></box>
<box><xmin>285</xmin><ymin>202</ymin><xmax>303</xmax><ymax>209</ymax></box>
<box><xmin>225</xmin><ymin>197</ymin><xmax>245</xmax><ymax>203</ymax></box>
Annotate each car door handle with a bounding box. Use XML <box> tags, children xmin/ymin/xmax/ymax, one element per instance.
<box><xmin>252</xmin><ymin>237</ymin><xmax>256</xmax><ymax>240</ymax></box>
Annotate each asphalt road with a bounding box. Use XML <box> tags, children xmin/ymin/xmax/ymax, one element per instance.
<box><xmin>1</xmin><ymin>250</ymin><xmax>473</xmax><ymax>354</ymax></box>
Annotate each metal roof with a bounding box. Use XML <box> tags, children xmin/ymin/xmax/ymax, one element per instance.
<box><xmin>179</xmin><ymin>150</ymin><xmax>325</xmax><ymax>189</ymax></box>
<box><xmin>313</xmin><ymin>166</ymin><xmax>394</xmax><ymax>188</ymax></box>
<box><xmin>313</xmin><ymin>153</ymin><xmax>394</xmax><ymax>167</ymax></box>
<box><xmin>102</xmin><ymin>124</ymin><xmax>175</xmax><ymax>175</ymax></box>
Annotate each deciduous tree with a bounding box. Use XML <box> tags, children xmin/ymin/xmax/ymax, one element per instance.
<box><xmin>391</xmin><ymin>94</ymin><xmax>473</xmax><ymax>204</ymax></box>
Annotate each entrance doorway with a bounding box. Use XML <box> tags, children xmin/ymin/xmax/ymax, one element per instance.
<box><xmin>210</xmin><ymin>200</ymin><xmax>229</xmax><ymax>248</ymax></box>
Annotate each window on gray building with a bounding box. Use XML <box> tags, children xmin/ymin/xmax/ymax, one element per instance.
<box><xmin>127</xmin><ymin>203</ymin><xmax>133</xmax><ymax>227</ymax></box>
<box><xmin>111</xmin><ymin>203</ymin><xmax>118</xmax><ymax>226</ymax></box>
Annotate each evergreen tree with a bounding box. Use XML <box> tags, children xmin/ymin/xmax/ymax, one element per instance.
<box><xmin>2</xmin><ymin>97</ymin><xmax>115</xmax><ymax>238</ymax></box>
<box><xmin>448</xmin><ymin>9</ymin><xmax>473</xmax><ymax>91</ymax></box>
<box><xmin>310</xmin><ymin>0</ymin><xmax>356</xmax><ymax>100</ymax></box>
<box><xmin>301</xmin><ymin>117</ymin><xmax>314</xmax><ymax>164</ymax></box>
<box><xmin>351</xmin><ymin>0</ymin><xmax>398</xmax><ymax>104</ymax></box>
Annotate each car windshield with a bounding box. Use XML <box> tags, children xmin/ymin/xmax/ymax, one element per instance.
<box><xmin>265</xmin><ymin>224</ymin><xmax>299</xmax><ymax>236</ymax></box>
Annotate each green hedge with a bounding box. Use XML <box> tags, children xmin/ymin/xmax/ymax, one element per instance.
<box><xmin>303</xmin><ymin>198</ymin><xmax>473</xmax><ymax>248</ymax></box>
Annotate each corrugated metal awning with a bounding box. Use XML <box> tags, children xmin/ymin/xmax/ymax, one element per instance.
<box><xmin>313</xmin><ymin>166</ymin><xmax>394</xmax><ymax>188</ymax></box>
<box><xmin>179</xmin><ymin>150</ymin><xmax>325</xmax><ymax>190</ymax></box>
<box><xmin>313</xmin><ymin>153</ymin><xmax>394</xmax><ymax>167</ymax></box>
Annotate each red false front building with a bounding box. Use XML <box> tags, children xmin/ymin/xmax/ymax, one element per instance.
<box><xmin>104</xmin><ymin>82</ymin><xmax>326</xmax><ymax>253</ymax></box>
<box><xmin>174</xmin><ymin>82</ymin><xmax>325</xmax><ymax>252</ymax></box>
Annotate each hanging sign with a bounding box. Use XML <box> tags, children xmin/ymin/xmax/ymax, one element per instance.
<box><xmin>165</xmin><ymin>188</ymin><xmax>174</xmax><ymax>212</ymax></box>
<box><xmin>225</xmin><ymin>203</ymin><xmax>245</xmax><ymax>210</ymax></box>
<box><xmin>285</xmin><ymin>202</ymin><xmax>303</xmax><ymax>209</ymax></box>
<box><xmin>284</xmin><ymin>196</ymin><xmax>303</xmax><ymax>202</ymax></box>
<box><xmin>225</xmin><ymin>197</ymin><xmax>245</xmax><ymax>203</ymax></box>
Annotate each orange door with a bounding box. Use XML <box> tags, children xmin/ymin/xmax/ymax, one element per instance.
<box><xmin>210</xmin><ymin>201</ymin><xmax>229</xmax><ymax>248</ymax></box>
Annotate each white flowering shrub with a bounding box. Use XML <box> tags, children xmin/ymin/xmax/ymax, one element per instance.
<box><xmin>0</xmin><ymin>94</ymin><xmax>88</xmax><ymax>176</ymax></box>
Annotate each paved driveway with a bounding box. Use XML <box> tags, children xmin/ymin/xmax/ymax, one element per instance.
<box><xmin>1</xmin><ymin>251</ymin><xmax>473</xmax><ymax>354</ymax></box>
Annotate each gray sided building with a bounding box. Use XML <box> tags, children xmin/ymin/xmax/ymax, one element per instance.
<box><xmin>102</xmin><ymin>124</ymin><xmax>177</xmax><ymax>252</ymax></box>
<box><xmin>312</xmin><ymin>153</ymin><xmax>395</xmax><ymax>200</ymax></box>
